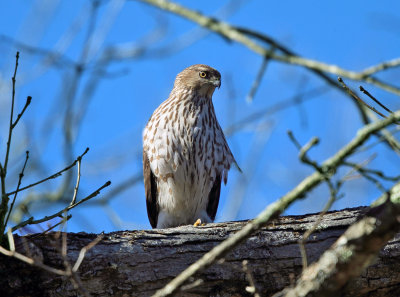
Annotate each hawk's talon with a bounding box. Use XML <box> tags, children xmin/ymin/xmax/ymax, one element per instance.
<box><xmin>193</xmin><ymin>219</ymin><xmax>202</xmax><ymax>227</ymax></box>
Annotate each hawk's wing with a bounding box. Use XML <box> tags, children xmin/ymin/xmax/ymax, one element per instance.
<box><xmin>143</xmin><ymin>150</ymin><xmax>159</xmax><ymax>228</ymax></box>
<box><xmin>206</xmin><ymin>174</ymin><xmax>222</xmax><ymax>221</ymax></box>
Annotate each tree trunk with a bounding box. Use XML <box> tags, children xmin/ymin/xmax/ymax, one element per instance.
<box><xmin>1</xmin><ymin>207</ymin><xmax>399</xmax><ymax>297</ymax></box>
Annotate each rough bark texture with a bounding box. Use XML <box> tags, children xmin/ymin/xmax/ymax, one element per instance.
<box><xmin>0</xmin><ymin>207</ymin><xmax>399</xmax><ymax>297</ymax></box>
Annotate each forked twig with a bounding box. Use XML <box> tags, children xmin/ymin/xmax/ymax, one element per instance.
<box><xmin>338</xmin><ymin>77</ymin><xmax>395</xmax><ymax>122</ymax></box>
<box><xmin>12</xmin><ymin>180</ymin><xmax>111</xmax><ymax>231</ymax></box>
<box><xmin>6</xmin><ymin>148</ymin><xmax>90</xmax><ymax>196</ymax></box>
<box><xmin>11</xmin><ymin>96</ymin><xmax>32</xmax><ymax>129</ymax></box>
<box><xmin>4</xmin><ymin>151</ymin><xmax>29</xmax><ymax>230</ymax></box>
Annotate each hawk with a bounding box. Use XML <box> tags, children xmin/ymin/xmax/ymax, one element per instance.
<box><xmin>142</xmin><ymin>64</ymin><xmax>238</xmax><ymax>228</ymax></box>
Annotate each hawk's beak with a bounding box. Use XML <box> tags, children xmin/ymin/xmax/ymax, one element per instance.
<box><xmin>212</xmin><ymin>78</ymin><xmax>221</xmax><ymax>89</ymax></box>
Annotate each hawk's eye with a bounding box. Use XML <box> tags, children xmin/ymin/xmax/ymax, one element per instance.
<box><xmin>199</xmin><ymin>71</ymin><xmax>207</xmax><ymax>78</ymax></box>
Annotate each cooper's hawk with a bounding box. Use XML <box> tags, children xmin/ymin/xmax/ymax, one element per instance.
<box><xmin>143</xmin><ymin>64</ymin><xmax>237</xmax><ymax>228</ymax></box>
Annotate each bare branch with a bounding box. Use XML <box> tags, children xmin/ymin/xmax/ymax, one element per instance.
<box><xmin>0</xmin><ymin>229</ymin><xmax>66</xmax><ymax>276</ymax></box>
<box><xmin>225</xmin><ymin>86</ymin><xmax>329</xmax><ymax>136</ymax></box>
<box><xmin>12</xmin><ymin>180</ymin><xmax>111</xmax><ymax>232</ymax></box>
<box><xmin>246</xmin><ymin>54</ymin><xmax>272</xmax><ymax>103</ymax></box>
<box><xmin>70</xmin><ymin>154</ymin><xmax>83</xmax><ymax>206</ymax></box>
<box><xmin>358</xmin><ymin>56</ymin><xmax>400</xmax><ymax>77</ymax></box>
<box><xmin>11</xmin><ymin>96</ymin><xmax>32</xmax><ymax>129</ymax></box>
<box><xmin>287</xmin><ymin>131</ymin><xmax>320</xmax><ymax>171</ymax></box>
<box><xmin>89</xmin><ymin>173</ymin><xmax>142</xmax><ymax>205</ymax></box>
<box><xmin>343</xmin><ymin>161</ymin><xmax>400</xmax><ymax>182</ymax></box>
<box><xmin>6</xmin><ymin>148</ymin><xmax>89</xmax><ymax>196</ymax></box>
<box><xmin>3</xmin><ymin>51</ymin><xmax>20</xmax><ymax>174</ymax></box>
<box><xmin>298</xmin><ymin>191</ymin><xmax>338</xmax><ymax>270</ymax></box>
<box><xmin>72</xmin><ymin>233</ymin><xmax>104</xmax><ymax>272</ymax></box>
<box><xmin>136</xmin><ymin>0</ymin><xmax>400</xmax><ymax>96</ymax></box>
<box><xmin>338</xmin><ymin>77</ymin><xmax>389</xmax><ymax>120</ymax></box>
<box><xmin>1</xmin><ymin>226</ymin><xmax>104</xmax><ymax>297</ymax></box>
<box><xmin>3</xmin><ymin>151</ymin><xmax>29</xmax><ymax>231</ymax></box>
<box><xmin>359</xmin><ymin>85</ymin><xmax>394</xmax><ymax>114</ymax></box>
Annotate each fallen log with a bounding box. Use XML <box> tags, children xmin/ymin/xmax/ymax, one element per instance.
<box><xmin>1</xmin><ymin>207</ymin><xmax>399</xmax><ymax>297</ymax></box>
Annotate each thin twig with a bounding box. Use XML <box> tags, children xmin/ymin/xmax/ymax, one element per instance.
<box><xmin>70</xmin><ymin>154</ymin><xmax>83</xmax><ymax>206</ymax></box>
<box><xmin>340</xmin><ymin>154</ymin><xmax>376</xmax><ymax>180</ymax></box>
<box><xmin>72</xmin><ymin>233</ymin><xmax>104</xmax><ymax>272</ymax></box>
<box><xmin>246</xmin><ymin>54</ymin><xmax>271</xmax><ymax>103</ymax></box>
<box><xmin>287</xmin><ymin>131</ymin><xmax>340</xmax><ymax>269</ymax></box>
<box><xmin>299</xmin><ymin>137</ymin><xmax>319</xmax><ymax>163</ymax></box>
<box><xmin>4</xmin><ymin>151</ymin><xmax>29</xmax><ymax>230</ymax></box>
<box><xmin>11</xmin><ymin>96</ymin><xmax>32</xmax><ymax>129</ymax></box>
<box><xmin>3</xmin><ymin>51</ymin><xmax>20</xmax><ymax>174</ymax></box>
<box><xmin>298</xmin><ymin>191</ymin><xmax>339</xmax><ymax>270</ymax></box>
<box><xmin>225</xmin><ymin>86</ymin><xmax>329</xmax><ymax>136</ymax></box>
<box><xmin>359</xmin><ymin>86</ymin><xmax>393</xmax><ymax>114</ymax></box>
<box><xmin>180</xmin><ymin>279</ymin><xmax>204</xmax><ymax>292</ymax></box>
<box><xmin>242</xmin><ymin>260</ymin><xmax>261</xmax><ymax>297</ymax></box>
<box><xmin>0</xmin><ymin>226</ymin><xmax>102</xmax><ymax>297</ymax></box>
<box><xmin>93</xmin><ymin>173</ymin><xmax>142</xmax><ymax>205</ymax></box>
<box><xmin>343</xmin><ymin>161</ymin><xmax>400</xmax><ymax>182</ymax></box>
<box><xmin>287</xmin><ymin>131</ymin><xmax>321</xmax><ymax>172</ymax></box>
<box><xmin>353</xmin><ymin>127</ymin><xmax>400</xmax><ymax>155</ymax></box>
<box><xmin>338</xmin><ymin>77</ymin><xmax>388</xmax><ymax>119</ymax></box>
<box><xmin>27</xmin><ymin>215</ymin><xmax>72</xmax><ymax>240</ymax></box>
<box><xmin>12</xmin><ymin>180</ymin><xmax>111</xmax><ymax>232</ymax></box>
<box><xmin>1</xmin><ymin>52</ymin><xmax>22</xmax><ymax>244</ymax></box>
<box><xmin>358</xmin><ymin>57</ymin><xmax>400</xmax><ymax>78</ymax></box>
<box><xmin>0</xmin><ymin>229</ymin><xmax>66</xmax><ymax>275</ymax></box>
<box><xmin>342</xmin><ymin>161</ymin><xmax>388</xmax><ymax>193</ymax></box>
<box><xmin>6</xmin><ymin>148</ymin><xmax>89</xmax><ymax>196</ymax></box>
<box><xmin>339</xmin><ymin>78</ymin><xmax>400</xmax><ymax>151</ymax></box>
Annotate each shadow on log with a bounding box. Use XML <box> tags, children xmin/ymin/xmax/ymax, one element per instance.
<box><xmin>0</xmin><ymin>207</ymin><xmax>399</xmax><ymax>297</ymax></box>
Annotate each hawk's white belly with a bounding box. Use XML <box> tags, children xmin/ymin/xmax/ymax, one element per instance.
<box><xmin>143</xmin><ymin>92</ymin><xmax>233</xmax><ymax>228</ymax></box>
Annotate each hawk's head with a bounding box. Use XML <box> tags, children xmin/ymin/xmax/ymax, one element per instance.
<box><xmin>173</xmin><ymin>64</ymin><xmax>221</xmax><ymax>98</ymax></box>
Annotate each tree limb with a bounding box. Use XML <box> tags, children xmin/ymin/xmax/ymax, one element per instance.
<box><xmin>136</xmin><ymin>0</ymin><xmax>400</xmax><ymax>96</ymax></box>
<box><xmin>0</xmin><ymin>207</ymin><xmax>399</xmax><ymax>296</ymax></box>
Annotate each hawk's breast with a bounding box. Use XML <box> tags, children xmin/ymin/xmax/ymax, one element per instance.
<box><xmin>143</xmin><ymin>93</ymin><xmax>234</xmax><ymax>215</ymax></box>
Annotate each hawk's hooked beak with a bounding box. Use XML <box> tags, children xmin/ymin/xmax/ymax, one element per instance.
<box><xmin>212</xmin><ymin>78</ymin><xmax>221</xmax><ymax>89</ymax></box>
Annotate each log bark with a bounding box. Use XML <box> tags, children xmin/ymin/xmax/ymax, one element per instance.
<box><xmin>0</xmin><ymin>207</ymin><xmax>399</xmax><ymax>297</ymax></box>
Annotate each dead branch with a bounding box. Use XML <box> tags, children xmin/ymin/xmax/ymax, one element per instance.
<box><xmin>0</xmin><ymin>207</ymin><xmax>399</xmax><ymax>297</ymax></box>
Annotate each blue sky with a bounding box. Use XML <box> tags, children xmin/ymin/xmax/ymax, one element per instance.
<box><xmin>0</xmin><ymin>0</ymin><xmax>399</xmax><ymax>233</ymax></box>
